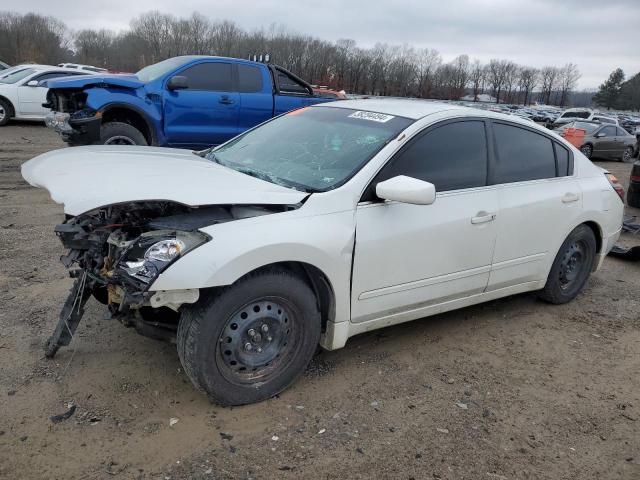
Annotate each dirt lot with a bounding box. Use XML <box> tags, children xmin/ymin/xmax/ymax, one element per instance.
<box><xmin>0</xmin><ymin>122</ymin><xmax>639</xmax><ymax>480</ymax></box>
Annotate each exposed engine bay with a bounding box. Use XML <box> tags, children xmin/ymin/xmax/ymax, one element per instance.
<box><xmin>45</xmin><ymin>200</ymin><xmax>291</xmax><ymax>358</ymax></box>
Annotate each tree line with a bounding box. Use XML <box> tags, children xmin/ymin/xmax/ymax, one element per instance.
<box><xmin>0</xmin><ymin>10</ymin><xmax>592</xmax><ymax>106</ymax></box>
<box><xmin>593</xmin><ymin>68</ymin><xmax>640</xmax><ymax>111</ymax></box>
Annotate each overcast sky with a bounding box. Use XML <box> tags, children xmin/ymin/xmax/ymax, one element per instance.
<box><xmin>10</xmin><ymin>0</ymin><xmax>640</xmax><ymax>88</ymax></box>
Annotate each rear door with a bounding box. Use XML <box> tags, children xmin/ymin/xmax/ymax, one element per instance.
<box><xmin>272</xmin><ymin>68</ymin><xmax>315</xmax><ymax>115</ymax></box>
<box><xmin>486</xmin><ymin>122</ymin><xmax>581</xmax><ymax>290</ymax></box>
<box><xmin>163</xmin><ymin>61</ymin><xmax>239</xmax><ymax>147</ymax></box>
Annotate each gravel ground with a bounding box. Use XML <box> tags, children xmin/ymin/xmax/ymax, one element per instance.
<box><xmin>0</xmin><ymin>122</ymin><xmax>639</xmax><ymax>480</ymax></box>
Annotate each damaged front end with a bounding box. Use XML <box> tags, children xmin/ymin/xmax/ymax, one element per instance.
<box><xmin>45</xmin><ymin>201</ymin><xmax>221</xmax><ymax>358</ymax></box>
<box><xmin>44</xmin><ymin>89</ymin><xmax>101</xmax><ymax>145</ymax></box>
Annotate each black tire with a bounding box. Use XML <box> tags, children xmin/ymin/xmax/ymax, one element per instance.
<box><xmin>98</xmin><ymin>121</ymin><xmax>147</xmax><ymax>145</ymax></box>
<box><xmin>0</xmin><ymin>98</ymin><xmax>13</xmax><ymax>126</ymax></box>
<box><xmin>627</xmin><ymin>187</ymin><xmax>640</xmax><ymax>208</ymax></box>
<box><xmin>538</xmin><ymin>225</ymin><xmax>597</xmax><ymax>304</ymax></box>
<box><xmin>622</xmin><ymin>146</ymin><xmax>634</xmax><ymax>163</ymax></box>
<box><xmin>580</xmin><ymin>143</ymin><xmax>593</xmax><ymax>159</ymax></box>
<box><xmin>177</xmin><ymin>269</ymin><xmax>321</xmax><ymax>406</ymax></box>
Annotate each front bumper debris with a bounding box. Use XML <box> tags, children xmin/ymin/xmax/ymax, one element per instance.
<box><xmin>45</xmin><ymin>110</ymin><xmax>101</xmax><ymax>145</ymax></box>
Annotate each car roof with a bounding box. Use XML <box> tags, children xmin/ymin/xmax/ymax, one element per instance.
<box><xmin>316</xmin><ymin>98</ymin><xmax>471</xmax><ymax>120</ymax></box>
<box><xmin>315</xmin><ymin>98</ymin><xmax>546</xmax><ymax>129</ymax></box>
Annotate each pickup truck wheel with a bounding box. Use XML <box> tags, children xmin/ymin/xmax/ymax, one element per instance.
<box><xmin>0</xmin><ymin>98</ymin><xmax>13</xmax><ymax>126</ymax></box>
<box><xmin>538</xmin><ymin>225</ymin><xmax>596</xmax><ymax>305</ymax></box>
<box><xmin>177</xmin><ymin>270</ymin><xmax>321</xmax><ymax>406</ymax></box>
<box><xmin>99</xmin><ymin>121</ymin><xmax>147</xmax><ymax>146</ymax></box>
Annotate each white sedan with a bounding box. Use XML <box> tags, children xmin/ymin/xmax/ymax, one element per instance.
<box><xmin>0</xmin><ymin>65</ymin><xmax>96</xmax><ymax>126</ymax></box>
<box><xmin>22</xmin><ymin>99</ymin><xmax>624</xmax><ymax>405</ymax></box>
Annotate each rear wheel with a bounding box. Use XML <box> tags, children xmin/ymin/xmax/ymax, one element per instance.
<box><xmin>538</xmin><ymin>225</ymin><xmax>597</xmax><ymax>304</ymax></box>
<box><xmin>98</xmin><ymin>121</ymin><xmax>147</xmax><ymax>145</ymax></box>
<box><xmin>622</xmin><ymin>146</ymin><xmax>633</xmax><ymax>163</ymax></box>
<box><xmin>0</xmin><ymin>98</ymin><xmax>12</xmax><ymax>126</ymax></box>
<box><xmin>580</xmin><ymin>144</ymin><xmax>593</xmax><ymax>159</ymax></box>
<box><xmin>177</xmin><ymin>270</ymin><xmax>321</xmax><ymax>406</ymax></box>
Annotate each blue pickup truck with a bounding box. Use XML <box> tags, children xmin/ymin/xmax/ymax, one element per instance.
<box><xmin>44</xmin><ymin>56</ymin><xmax>335</xmax><ymax>148</ymax></box>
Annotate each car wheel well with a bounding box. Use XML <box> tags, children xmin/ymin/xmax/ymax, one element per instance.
<box><xmin>222</xmin><ymin>262</ymin><xmax>335</xmax><ymax>333</ymax></box>
<box><xmin>101</xmin><ymin>107</ymin><xmax>153</xmax><ymax>145</ymax></box>
<box><xmin>0</xmin><ymin>95</ymin><xmax>15</xmax><ymax>116</ymax></box>
<box><xmin>582</xmin><ymin>221</ymin><xmax>602</xmax><ymax>255</ymax></box>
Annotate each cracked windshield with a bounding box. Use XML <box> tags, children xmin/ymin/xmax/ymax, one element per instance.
<box><xmin>208</xmin><ymin>106</ymin><xmax>412</xmax><ymax>192</ymax></box>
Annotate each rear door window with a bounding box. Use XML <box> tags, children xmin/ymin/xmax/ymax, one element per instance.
<box><xmin>373</xmin><ymin>120</ymin><xmax>488</xmax><ymax>193</ymax></box>
<box><xmin>616</xmin><ymin>127</ymin><xmax>629</xmax><ymax>136</ymax></box>
<box><xmin>179</xmin><ymin>62</ymin><xmax>233</xmax><ymax>92</ymax></box>
<box><xmin>492</xmin><ymin>123</ymin><xmax>556</xmax><ymax>183</ymax></box>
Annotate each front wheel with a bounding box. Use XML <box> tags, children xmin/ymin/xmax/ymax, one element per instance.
<box><xmin>538</xmin><ymin>225</ymin><xmax>597</xmax><ymax>304</ymax></box>
<box><xmin>580</xmin><ymin>144</ymin><xmax>593</xmax><ymax>159</ymax></box>
<box><xmin>98</xmin><ymin>121</ymin><xmax>147</xmax><ymax>145</ymax></box>
<box><xmin>0</xmin><ymin>98</ymin><xmax>12</xmax><ymax>126</ymax></box>
<box><xmin>177</xmin><ymin>270</ymin><xmax>321</xmax><ymax>406</ymax></box>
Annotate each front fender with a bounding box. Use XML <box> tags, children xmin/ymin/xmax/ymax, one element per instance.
<box><xmin>150</xmin><ymin>210</ymin><xmax>356</xmax><ymax>324</ymax></box>
<box><xmin>84</xmin><ymin>88</ymin><xmax>165</xmax><ymax>145</ymax></box>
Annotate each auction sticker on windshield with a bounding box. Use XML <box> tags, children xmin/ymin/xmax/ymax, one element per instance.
<box><xmin>348</xmin><ymin>111</ymin><xmax>395</xmax><ymax>123</ymax></box>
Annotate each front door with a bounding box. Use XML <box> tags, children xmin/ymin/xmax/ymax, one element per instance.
<box><xmin>163</xmin><ymin>61</ymin><xmax>239</xmax><ymax>147</ymax></box>
<box><xmin>593</xmin><ymin>125</ymin><xmax>618</xmax><ymax>157</ymax></box>
<box><xmin>351</xmin><ymin>119</ymin><xmax>498</xmax><ymax>323</ymax></box>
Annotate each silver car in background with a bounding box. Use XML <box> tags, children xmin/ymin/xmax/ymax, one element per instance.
<box><xmin>556</xmin><ymin>120</ymin><xmax>636</xmax><ymax>162</ymax></box>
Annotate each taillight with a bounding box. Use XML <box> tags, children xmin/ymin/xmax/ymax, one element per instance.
<box><xmin>631</xmin><ymin>175</ymin><xmax>640</xmax><ymax>183</ymax></box>
<box><xmin>605</xmin><ymin>173</ymin><xmax>625</xmax><ymax>201</ymax></box>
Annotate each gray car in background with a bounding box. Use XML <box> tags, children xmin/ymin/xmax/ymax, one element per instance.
<box><xmin>556</xmin><ymin>121</ymin><xmax>636</xmax><ymax>162</ymax></box>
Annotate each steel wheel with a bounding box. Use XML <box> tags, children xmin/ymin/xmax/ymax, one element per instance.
<box><xmin>216</xmin><ymin>297</ymin><xmax>298</xmax><ymax>385</ymax></box>
<box><xmin>580</xmin><ymin>144</ymin><xmax>592</xmax><ymax>159</ymax></box>
<box><xmin>103</xmin><ymin>135</ymin><xmax>136</xmax><ymax>145</ymax></box>
<box><xmin>558</xmin><ymin>240</ymin><xmax>588</xmax><ymax>290</ymax></box>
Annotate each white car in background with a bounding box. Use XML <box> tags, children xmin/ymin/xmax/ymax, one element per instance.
<box><xmin>57</xmin><ymin>63</ymin><xmax>108</xmax><ymax>73</ymax></box>
<box><xmin>0</xmin><ymin>65</ymin><xmax>97</xmax><ymax>126</ymax></box>
<box><xmin>22</xmin><ymin>99</ymin><xmax>624</xmax><ymax>405</ymax></box>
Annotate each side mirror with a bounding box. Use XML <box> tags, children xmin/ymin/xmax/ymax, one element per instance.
<box><xmin>26</xmin><ymin>80</ymin><xmax>39</xmax><ymax>87</ymax></box>
<box><xmin>376</xmin><ymin>175</ymin><xmax>436</xmax><ymax>205</ymax></box>
<box><xmin>595</xmin><ymin>132</ymin><xmax>605</xmax><ymax>138</ymax></box>
<box><xmin>167</xmin><ymin>75</ymin><xmax>188</xmax><ymax>90</ymax></box>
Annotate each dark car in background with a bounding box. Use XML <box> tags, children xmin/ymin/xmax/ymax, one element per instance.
<box><xmin>628</xmin><ymin>160</ymin><xmax>640</xmax><ymax>207</ymax></box>
<box><xmin>556</xmin><ymin>121</ymin><xmax>636</xmax><ymax>162</ymax></box>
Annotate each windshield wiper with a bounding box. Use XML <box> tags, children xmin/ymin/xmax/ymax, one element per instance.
<box><xmin>233</xmin><ymin>166</ymin><xmax>315</xmax><ymax>193</ymax></box>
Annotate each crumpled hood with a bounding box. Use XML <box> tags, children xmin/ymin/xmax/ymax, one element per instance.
<box><xmin>22</xmin><ymin>146</ymin><xmax>307</xmax><ymax>215</ymax></box>
<box><xmin>46</xmin><ymin>74</ymin><xmax>144</xmax><ymax>90</ymax></box>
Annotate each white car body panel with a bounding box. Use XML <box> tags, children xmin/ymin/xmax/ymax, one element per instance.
<box><xmin>22</xmin><ymin>99</ymin><xmax>624</xmax><ymax>351</ymax></box>
<box><xmin>0</xmin><ymin>66</ymin><xmax>97</xmax><ymax>121</ymax></box>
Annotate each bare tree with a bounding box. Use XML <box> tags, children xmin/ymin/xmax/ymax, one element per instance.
<box><xmin>558</xmin><ymin>63</ymin><xmax>581</xmax><ymax>107</ymax></box>
<box><xmin>469</xmin><ymin>59</ymin><xmax>485</xmax><ymax>101</ymax></box>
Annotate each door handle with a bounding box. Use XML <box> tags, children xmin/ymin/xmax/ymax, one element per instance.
<box><xmin>561</xmin><ymin>192</ymin><xmax>580</xmax><ymax>203</ymax></box>
<box><xmin>471</xmin><ymin>211</ymin><xmax>496</xmax><ymax>224</ymax></box>
<box><xmin>219</xmin><ymin>96</ymin><xmax>234</xmax><ymax>105</ymax></box>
